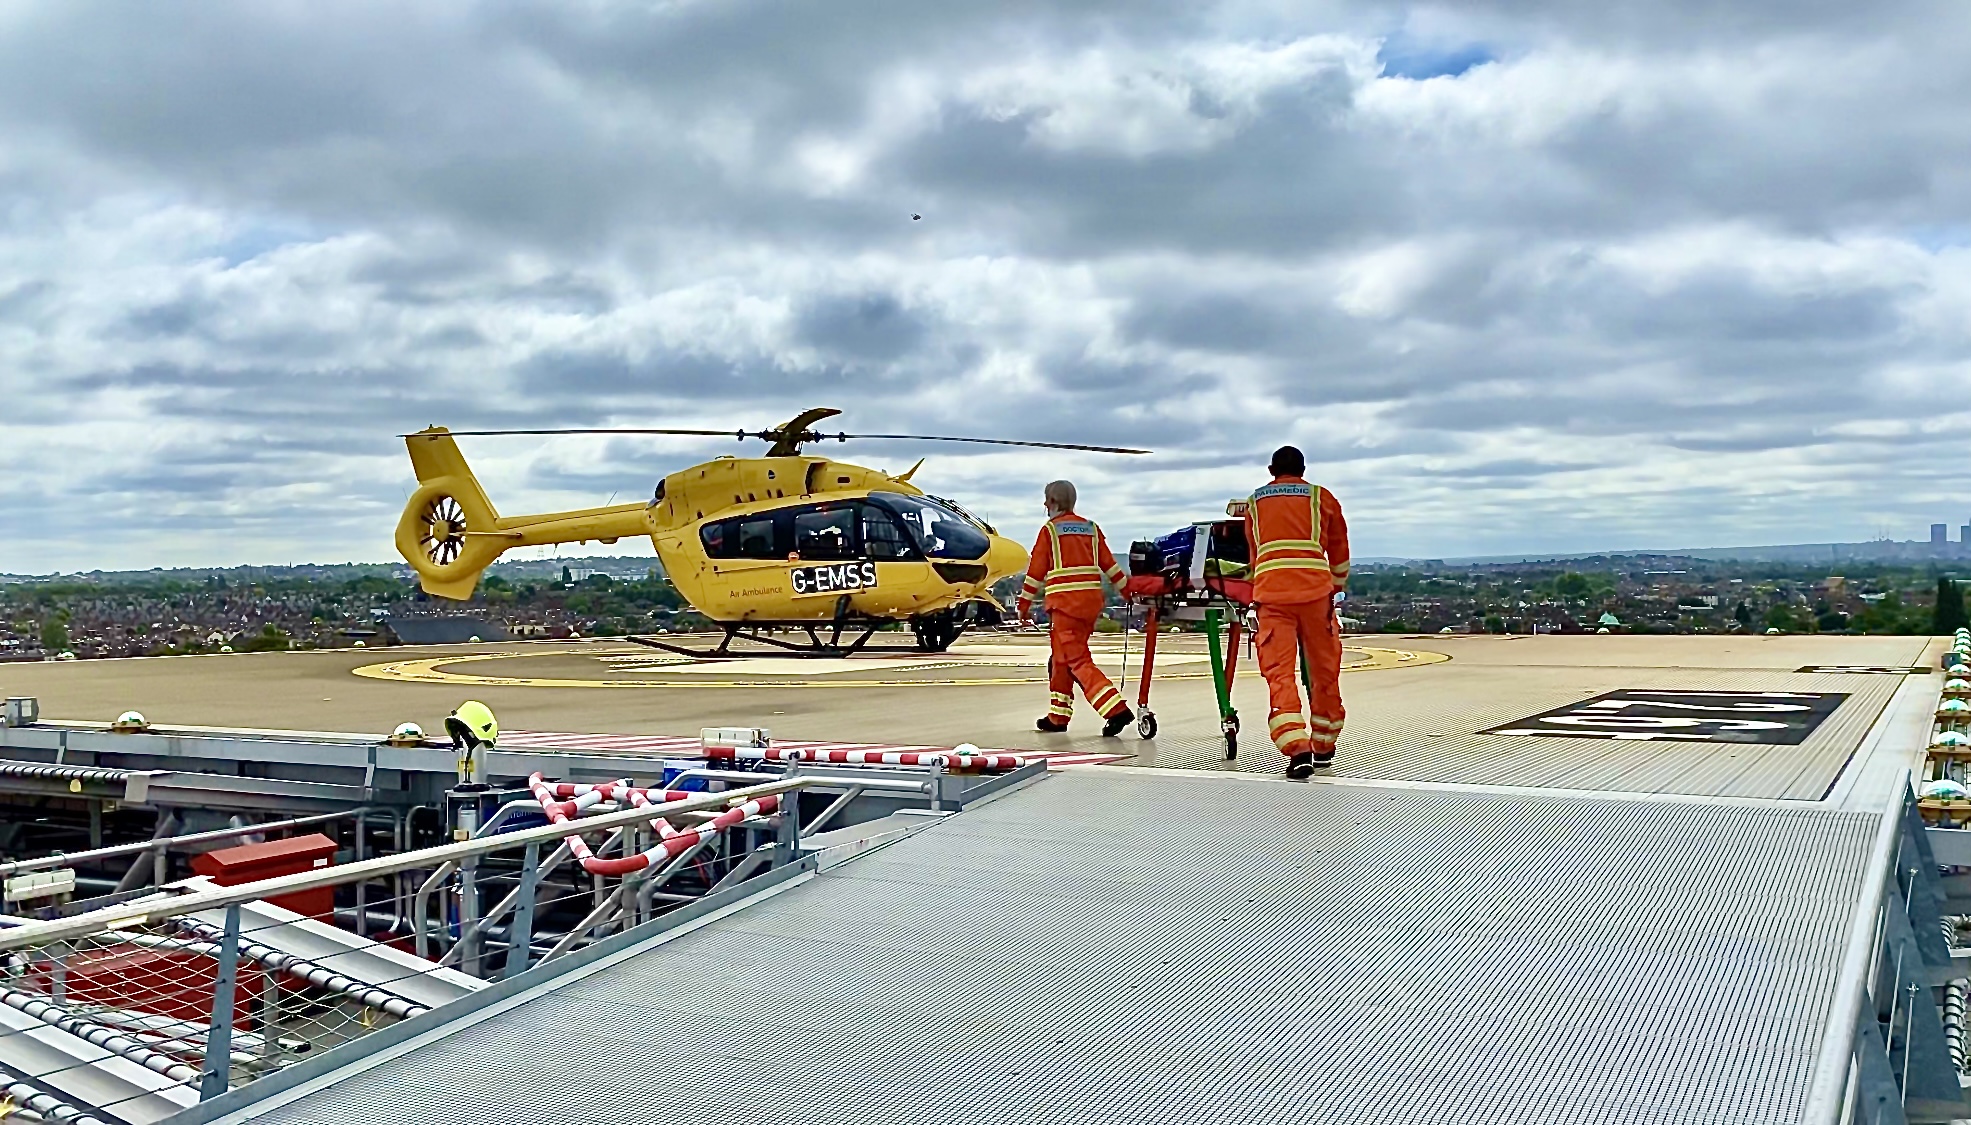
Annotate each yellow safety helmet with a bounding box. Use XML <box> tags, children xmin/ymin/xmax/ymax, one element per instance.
<box><xmin>444</xmin><ymin>700</ymin><xmax>498</xmax><ymax>749</ymax></box>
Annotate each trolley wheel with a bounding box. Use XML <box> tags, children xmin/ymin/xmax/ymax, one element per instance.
<box><xmin>1137</xmin><ymin>711</ymin><xmax>1158</xmax><ymax>740</ymax></box>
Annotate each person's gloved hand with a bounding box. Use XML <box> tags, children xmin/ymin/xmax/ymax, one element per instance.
<box><xmin>1332</xmin><ymin>590</ymin><xmax>1346</xmax><ymax>609</ymax></box>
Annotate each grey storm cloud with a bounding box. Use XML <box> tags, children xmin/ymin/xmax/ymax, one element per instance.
<box><xmin>2</xmin><ymin>0</ymin><xmax>1970</xmax><ymax>571</ymax></box>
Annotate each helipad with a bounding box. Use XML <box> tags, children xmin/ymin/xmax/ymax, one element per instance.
<box><xmin>347</xmin><ymin>637</ymin><xmax>1428</xmax><ymax>689</ymax></box>
<box><xmin>0</xmin><ymin>632</ymin><xmax>1933</xmax><ymax>795</ymax></box>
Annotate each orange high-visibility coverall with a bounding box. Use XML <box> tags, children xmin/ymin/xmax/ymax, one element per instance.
<box><xmin>1017</xmin><ymin>512</ymin><xmax>1130</xmax><ymax>722</ymax></box>
<box><xmin>1245</xmin><ymin>478</ymin><xmax>1351</xmax><ymax>757</ymax></box>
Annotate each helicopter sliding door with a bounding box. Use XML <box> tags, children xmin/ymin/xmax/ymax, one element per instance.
<box><xmin>692</xmin><ymin>498</ymin><xmax>943</xmax><ymax>621</ymax></box>
<box><xmin>783</xmin><ymin>500</ymin><xmax>933</xmax><ymax>618</ymax></box>
<box><xmin>697</xmin><ymin>509</ymin><xmax>796</xmax><ymax>620</ymax></box>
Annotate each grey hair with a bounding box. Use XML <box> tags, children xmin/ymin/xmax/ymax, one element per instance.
<box><xmin>1044</xmin><ymin>480</ymin><xmax>1077</xmax><ymax>512</ymax></box>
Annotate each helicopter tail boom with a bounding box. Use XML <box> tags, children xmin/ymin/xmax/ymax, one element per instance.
<box><xmin>396</xmin><ymin>428</ymin><xmax>649</xmax><ymax>600</ymax></box>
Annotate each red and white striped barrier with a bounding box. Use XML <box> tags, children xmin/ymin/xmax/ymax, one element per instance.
<box><xmin>526</xmin><ymin>772</ymin><xmax>779</xmax><ymax>877</ymax></box>
<box><xmin>700</xmin><ymin>745</ymin><xmax>1028</xmax><ymax>772</ymax></box>
<box><xmin>499</xmin><ymin>730</ymin><xmax>1127</xmax><ymax>770</ymax></box>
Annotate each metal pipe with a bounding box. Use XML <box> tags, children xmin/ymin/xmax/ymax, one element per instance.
<box><xmin>172</xmin><ymin>917</ymin><xmax>428</xmax><ymax>1020</ymax></box>
<box><xmin>0</xmin><ymin>759</ymin><xmax>133</xmax><ymax>785</ymax></box>
<box><xmin>0</xmin><ymin>986</ymin><xmax>203</xmax><ymax>1084</ymax></box>
<box><xmin>0</xmin><ymin>810</ymin><xmax>368</xmax><ymax>879</ymax></box>
<box><xmin>539</xmin><ymin>885</ymin><xmax>627</xmax><ymax>965</ymax></box>
<box><xmin>0</xmin><ymin>778</ymin><xmax>807</xmax><ymax>951</ymax></box>
<box><xmin>1945</xmin><ymin>979</ymin><xmax>1968</xmax><ymax>1073</ymax></box>
<box><xmin>64</xmin><ymin>1007</ymin><xmax>287</xmax><ymax>1056</ymax></box>
<box><xmin>112</xmin><ymin>812</ymin><xmax>180</xmax><ymax>894</ymax></box>
<box><xmin>801</xmin><ymin>786</ymin><xmax>867</xmax><ymax>837</ymax></box>
<box><xmin>333</xmin><ymin>907</ymin><xmax>572</xmax><ymax>950</ymax></box>
<box><xmin>83</xmin><ymin>923</ymin><xmax>430</xmax><ymax>1022</ymax></box>
<box><xmin>0</xmin><ymin>1064</ymin><xmax>115</xmax><ymax>1125</ymax></box>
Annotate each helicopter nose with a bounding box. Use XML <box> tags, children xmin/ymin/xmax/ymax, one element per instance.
<box><xmin>985</xmin><ymin>534</ymin><xmax>1029</xmax><ymax>584</ymax></box>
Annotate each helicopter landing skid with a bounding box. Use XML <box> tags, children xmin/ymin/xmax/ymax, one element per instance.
<box><xmin>624</xmin><ymin>622</ymin><xmax>957</xmax><ymax>659</ymax></box>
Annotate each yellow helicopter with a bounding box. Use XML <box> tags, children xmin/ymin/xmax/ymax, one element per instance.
<box><xmin>393</xmin><ymin>408</ymin><xmax>1147</xmax><ymax>654</ymax></box>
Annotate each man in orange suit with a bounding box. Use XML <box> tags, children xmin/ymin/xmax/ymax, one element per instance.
<box><xmin>1016</xmin><ymin>480</ymin><xmax>1135</xmax><ymax>737</ymax></box>
<box><xmin>1245</xmin><ymin>446</ymin><xmax>1350</xmax><ymax>779</ymax></box>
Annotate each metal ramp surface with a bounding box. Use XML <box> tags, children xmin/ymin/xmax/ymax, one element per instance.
<box><xmin>221</xmin><ymin>769</ymin><xmax>1876</xmax><ymax>1125</ymax></box>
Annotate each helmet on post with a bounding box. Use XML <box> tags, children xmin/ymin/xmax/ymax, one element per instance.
<box><xmin>445</xmin><ymin>701</ymin><xmax>498</xmax><ymax>749</ymax></box>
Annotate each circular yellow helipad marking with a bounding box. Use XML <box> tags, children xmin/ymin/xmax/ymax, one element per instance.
<box><xmin>352</xmin><ymin>645</ymin><xmax>1447</xmax><ymax>689</ymax></box>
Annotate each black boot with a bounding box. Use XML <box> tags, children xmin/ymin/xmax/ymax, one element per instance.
<box><xmin>1036</xmin><ymin>717</ymin><xmax>1070</xmax><ymax>733</ymax></box>
<box><xmin>1286</xmin><ymin>752</ymin><xmax>1316</xmax><ymax>780</ymax></box>
<box><xmin>1102</xmin><ymin>708</ymin><xmax>1135</xmax><ymax>738</ymax></box>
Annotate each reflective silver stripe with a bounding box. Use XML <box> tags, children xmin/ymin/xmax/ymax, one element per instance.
<box><xmin>1252</xmin><ymin>557</ymin><xmax>1331</xmax><ymax>577</ymax></box>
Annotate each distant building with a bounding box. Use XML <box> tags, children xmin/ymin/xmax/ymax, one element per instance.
<box><xmin>1961</xmin><ymin>524</ymin><xmax>1970</xmax><ymax>545</ymax></box>
<box><xmin>381</xmin><ymin>615</ymin><xmax>511</xmax><ymax>645</ymax></box>
<box><xmin>1935</xmin><ymin>524</ymin><xmax>1950</xmax><ymax>545</ymax></box>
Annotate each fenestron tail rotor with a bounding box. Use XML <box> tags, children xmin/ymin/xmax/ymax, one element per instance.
<box><xmin>419</xmin><ymin>495</ymin><xmax>467</xmax><ymax>566</ymax></box>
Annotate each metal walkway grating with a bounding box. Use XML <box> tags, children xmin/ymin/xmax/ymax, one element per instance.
<box><xmin>1138</xmin><ymin>666</ymin><xmax>1903</xmax><ymax>798</ymax></box>
<box><xmin>246</xmin><ymin>770</ymin><xmax>1876</xmax><ymax>1125</ymax></box>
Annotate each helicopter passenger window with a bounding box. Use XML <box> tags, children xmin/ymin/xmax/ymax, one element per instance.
<box><xmin>700</xmin><ymin>521</ymin><xmax>731</xmax><ymax>558</ymax></box>
<box><xmin>793</xmin><ymin>506</ymin><xmax>858</xmax><ymax>561</ymax></box>
<box><xmin>702</xmin><ymin>516</ymin><xmax>785</xmax><ymax>560</ymax></box>
<box><xmin>737</xmin><ymin>517</ymin><xmax>779</xmax><ymax>559</ymax></box>
<box><xmin>860</xmin><ymin>505</ymin><xmax>916</xmax><ymax>561</ymax></box>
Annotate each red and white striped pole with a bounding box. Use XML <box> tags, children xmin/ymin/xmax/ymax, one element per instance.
<box><xmin>527</xmin><ymin>772</ymin><xmax>781</xmax><ymax>877</ymax></box>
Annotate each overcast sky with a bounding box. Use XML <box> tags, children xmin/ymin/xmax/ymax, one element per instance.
<box><xmin>3</xmin><ymin>0</ymin><xmax>1968</xmax><ymax>572</ymax></box>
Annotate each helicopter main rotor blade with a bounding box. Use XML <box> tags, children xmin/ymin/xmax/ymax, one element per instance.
<box><xmin>841</xmin><ymin>434</ymin><xmax>1151</xmax><ymax>455</ymax></box>
<box><xmin>402</xmin><ymin>428</ymin><xmax>755</xmax><ymax>438</ymax></box>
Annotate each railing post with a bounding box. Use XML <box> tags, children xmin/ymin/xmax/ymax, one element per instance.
<box><xmin>200</xmin><ymin>904</ymin><xmax>241</xmax><ymax>1100</ymax></box>
<box><xmin>776</xmin><ymin>783</ymin><xmax>802</xmax><ymax>864</ymax></box>
<box><xmin>506</xmin><ymin>842</ymin><xmax>540</xmax><ymax>980</ymax></box>
<box><xmin>258</xmin><ymin>966</ymin><xmax>281</xmax><ymax>1066</ymax></box>
<box><xmin>458</xmin><ymin>857</ymin><xmax>481</xmax><ymax>977</ymax></box>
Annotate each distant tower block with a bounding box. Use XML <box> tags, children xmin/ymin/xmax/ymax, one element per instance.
<box><xmin>1935</xmin><ymin>523</ymin><xmax>1950</xmax><ymax>545</ymax></box>
<box><xmin>1962</xmin><ymin>524</ymin><xmax>1971</xmax><ymax>545</ymax></box>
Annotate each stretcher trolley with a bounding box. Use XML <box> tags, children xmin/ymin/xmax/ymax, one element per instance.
<box><xmin>1120</xmin><ymin>511</ymin><xmax>1253</xmax><ymax>759</ymax></box>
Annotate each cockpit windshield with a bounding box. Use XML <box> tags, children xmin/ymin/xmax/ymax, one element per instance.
<box><xmin>867</xmin><ymin>493</ymin><xmax>991</xmax><ymax>560</ymax></box>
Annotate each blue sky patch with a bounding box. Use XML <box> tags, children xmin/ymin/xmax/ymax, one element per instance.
<box><xmin>1377</xmin><ymin>39</ymin><xmax>1494</xmax><ymax>80</ymax></box>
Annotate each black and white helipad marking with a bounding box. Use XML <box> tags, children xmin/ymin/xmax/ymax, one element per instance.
<box><xmin>1795</xmin><ymin>665</ymin><xmax>1931</xmax><ymax>675</ymax></box>
<box><xmin>1484</xmin><ymin>689</ymin><xmax>1849</xmax><ymax>744</ymax></box>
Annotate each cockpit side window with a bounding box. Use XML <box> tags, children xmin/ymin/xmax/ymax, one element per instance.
<box><xmin>867</xmin><ymin>493</ymin><xmax>990</xmax><ymax>561</ymax></box>
<box><xmin>860</xmin><ymin>504</ymin><xmax>918</xmax><ymax>560</ymax></box>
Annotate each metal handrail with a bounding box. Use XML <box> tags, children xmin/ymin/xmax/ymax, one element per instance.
<box><xmin>0</xmin><ymin>777</ymin><xmax>808</xmax><ymax>951</ymax></box>
<box><xmin>1800</xmin><ymin>771</ymin><xmax>1914</xmax><ymax>1123</ymax></box>
<box><xmin>0</xmin><ymin>809</ymin><xmax>371</xmax><ymax>878</ymax></box>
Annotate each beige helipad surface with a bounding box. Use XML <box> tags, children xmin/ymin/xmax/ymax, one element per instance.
<box><xmin>0</xmin><ymin>632</ymin><xmax>1940</xmax><ymax>798</ymax></box>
